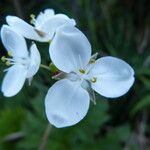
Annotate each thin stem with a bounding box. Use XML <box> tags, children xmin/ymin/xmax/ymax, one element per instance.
<box><xmin>38</xmin><ymin>124</ymin><xmax>52</xmax><ymax>150</ymax></box>
<box><xmin>40</xmin><ymin>64</ymin><xmax>51</xmax><ymax>71</ymax></box>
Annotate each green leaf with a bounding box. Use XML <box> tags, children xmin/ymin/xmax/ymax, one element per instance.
<box><xmin>0</xmin><ymin>107</ymin><xmax>25</xmax><ymax>140</ymax></box>
<box><xmin>131</xmin><ymin>95</ymin><xmax>150</xmax><ymax>115</ymax></box>
<box><xmin>16</xmin><ymin>93</ymin><xmax>47</xmax><ymax>150</ymax></box>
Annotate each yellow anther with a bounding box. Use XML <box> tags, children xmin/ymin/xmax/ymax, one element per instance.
<box><xmin>90</xmin><ymin>77</ymin><xmax>97</xmax><ymax>83</ymax></box>
<box><xmin>7</xmin><ymin>51</ymin><xmax>12</xmax><ymax>57</ymax></box>
<box><xmin>5</xmin><ymin>60</ymin><xmax>10</xmax><ymax>66</ymax></box>
<box><xmin>1</xmin><ymin>56</ymin><xmax>6</xmax><ymax>62</ymax></box>
<box><xmin>30</xmin><ymin>14</ymin><xmax>35</xmax><ymax>19</ymax></box>
<box><xmin>79</xmin><ymin>69</ymin><xmax>86</xmax><ymax>74</ymax></box>
<box><xmin>30</xmin><ymin>14</ymin><xmax>36</xmax><ymax>24</ymax></box>
<box><xmin>89</xmin><ymin>58</ymin><xmax>96</xmax><ymax>64</ymax></box>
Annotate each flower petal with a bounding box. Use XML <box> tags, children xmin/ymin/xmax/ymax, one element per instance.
<box><xmin>49</xmin><ymin>25</ymin><xmax>92</xmax><ymax>73</ymax></box>
<box><xmin>45</xmin><ymin>79</ymin><xmax>90</xmax><ymax>128</ymax></box>
<box><xmin>34</xmin><ymin>9</ymin><xmax>55</xmax><ymax>28</ymax></box>
<box><xmin>26</xmin><ymin>43</ymin><xmax>41</xmax><ymax>78</ymax></box>
<box><xmin>44</xmin><ymin>9</ymin><xmax>55</xmax><ymax>16</ymax></box>
<box><xmin>1</xmin><ymin>65</ymin><xmax>27</xmax><ymax>97</ymax></box>
<box><xmin>89</xmin><ymin>56</ymin><xmax>135</xmax><ymax>98</ymax></box>
<box><xmin>6</xmin><ymin>16</ymin><xmax>49</xmax><ymax>42</ymax></box>
<box><xmin>39</xmin><ymin>14</ymin><xmax>76</xmax><ymax>39</ymax></box>
<box><xmin>1</xmin><ymin>25</ymin><xmax>28</xmax><ymax>57</ymax></box>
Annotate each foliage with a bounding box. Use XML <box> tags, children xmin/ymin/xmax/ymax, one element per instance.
<box><xmin>0</xmin><ymin>0</ymin><xmax>150</xmax><ymax>150</ymax></box>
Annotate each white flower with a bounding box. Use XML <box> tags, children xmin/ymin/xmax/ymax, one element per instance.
<box><xmin>1</xmin><ymin>25</ymin><xmax>41</xmax><ymax>97</ymax></box>
<box><xmin>6</xmin><ymin>9</ymin><xmax>76</xmax><ymax>42</ymax></box>
<box><xmin>45</xmin><ymin>25</ymin><xmax>135</xmax><ymax>128</ymax></box>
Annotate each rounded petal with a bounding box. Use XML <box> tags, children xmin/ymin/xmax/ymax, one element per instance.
<box><xmin>6</xmin><ymin>16</ymin><xmax>49</xmax><ymax>42</ymax></box>
<box><xmin>1</xmin><ymin>25</ymin><xmax>28</xmax><ymax>58</ymax></box>
<box><xmin>44</xmin><ymin>9</ymin><xmax>55</xmax><ymax>16</ymax></box>
<box><xmin>89</xmin><ymin>56</ymin><xmax>135</xmax><ymax>98</ymax></box>
<box><xmin>1</xmin><ymin>65</ymin><xmax>27</xmax><ymax>97</ymax></box>
<box><xmin>35</xmin><ymin>9</ymin><xmax>55</xmax><ymax>28</ymax></box>
<box><xmin>49</xmin><ymin>25</ymin><xmax>92</xmax><ymax>73</ymax></box>
<box><xmin>39</xmin><ymin>14</ymin><xmax>76</xmax><ymax>39</ymax></box>
<box><xmin>45</xmin><ymin>79</ymin><xmax>90</xmax><ymax>128</ymax></box>
<box><xmin>26</xmin><ymin>43</ymin><xmax>41</xmax><ymax>78</ymax></box>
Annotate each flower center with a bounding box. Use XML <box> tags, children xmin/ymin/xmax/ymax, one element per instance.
<box><xmin>67</xmin><ymin>67</ymin><xmax>97</xmax><ymax>85</ymax></box>
<box><xmin>1</xmin><ymin>52</ymin><xmax>30</xmax><ymax>67</ymax></box>
<box><xmin>65</xmin><ymin>54</ymin><xmax>98</xmax><ymax>87</ymax></box>
<box><xmin>78</xmin><ymin>68</ymin><xmax>97</xmax><ymax>83</ymax></box>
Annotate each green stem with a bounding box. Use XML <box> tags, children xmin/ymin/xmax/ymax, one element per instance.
<box><xmin>38</xmin><ymin>124</ymin><xmax>52</xmax><ymax>150</ymax></box>
<box><xmin>40</xmin><ymin>64</ymin><xmax>51</xmax><ymax>71</ymax></box>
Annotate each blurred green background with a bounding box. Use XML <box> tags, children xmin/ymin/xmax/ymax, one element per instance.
<box><xmin>0</xmin><ymin>0</ymin><xmax>150</xmax><ymax>150</ymax></box>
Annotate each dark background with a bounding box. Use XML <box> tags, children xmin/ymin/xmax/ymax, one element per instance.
<box><xmin>0</xmin><ymin>0</ymin><xmax>150</xmax><ymax>150</ymax></box>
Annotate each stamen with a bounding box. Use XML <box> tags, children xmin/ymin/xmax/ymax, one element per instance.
<box><xmin>30</xmin><ymin>14</ymin><xmax>36</xmax><ymax>24</ymax></box>
<box><xmin>89</xmin><ymin>52</ymin><xmax>98</xmax><ymax>64</ymax></box>
<box><xmin>90</xmin><ymin>77</ymin><xmax>97</xmax><ymax>83</ymax></box>
<box><xmin>78</xmin><ymin>55</ymin><xmax>83</xmax><ymax>69</ymax></box>
<box><xmin>1</xmin><ymin>54</ymin><xmax>29</xmax><ymax>67</ymax></box>
<box><xmin>7</xmin><ymin>51</ymin><xmax>12</xmax><ymax>57</ymax></box>
<box><xmin>89</xmin><ymin>58</ymin><xmax>96</xmax><ymax>64</ymax></box>
<box><xmin>5</xmin><ymin>60</ymin><xmax>11</xmax><ymax>66</ymax></box>
<box><xmin>1</xmin><ymin>56</ymin><xmax>14</xmax><ymax>66</ymax></box>
<box><xmin>79</xmin><ymin>69</ymin><xmax>86</xmax><ymax>74</ymax></box>
<box><xmin>1</xmin><ymin>56</ymin><xmax>6</xmax><ymax>62</ymax></box>
<box><xmin>91</xmin><ymin>52</ymin><xmax>98</xmax><ymax>60</ymax></box>
<box><xmin>5</xmin><ymin>58</ymin><xmax>14</xmax><ymax>62</ymax></box>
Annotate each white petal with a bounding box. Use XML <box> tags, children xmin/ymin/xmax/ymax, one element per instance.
<box><xmin>2</xmin><ymin>65</ymin><xmax>27</xmax><ymax>97</ymax></box>
<box><xmin>44</xmin><ymin>9</ymin><xmax>55</xmax><ymax>16</ymax></box>
<box><xmin>6</xmin><ymin>16</ymin><xmax>49</xmax><ymax>42</ymax></box>
<box><xmin>26</xmin><ymin>43</ymin><xmax>41</xmax><ymax>78</ymax></box>
<box><xmin>89</xmin><ymin>56</ymin><xmax>135</xmax><ymax>98</ymax></box>
<box><xmin>38</xmin><ymin>14</ymin><xmax>76</xmax><ymax>39</ymax></box>
<box><xmin>45</xmin><ymin>79</ymin><xmax>90</xmax><ymax>128</ymax></box>
<box><xmin>1</xmin><ymin>25</ymin><xmax>28</xmax><ymax>58</ymax></box>
<box><xmin>35</xmin><ymin>9</ymin><xmax>55</xmax><ymax>28</ymax></box>
<box><xmin>49</xmin><ymin>25</ymin><xmax>92</xmax><ymax>73</ymax></box>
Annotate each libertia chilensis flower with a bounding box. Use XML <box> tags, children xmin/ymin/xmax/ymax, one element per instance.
<box><xmin>1</xmin><ymin>25</ymin><xmax>41</xmax><ymax>97</ymax></box>
<box><xmin>0</xmin><ymin>8</ymin><xmax>135</xmax><ymax>128</ymax></box>
<box><xmin>45</xmin><ymin>25</ymin><xmax>135</xmax><ymax>128</ymax></box>
<box><xmin>6</xmin><ymin>9</ymin><xmax>76</xmax><ymax>42</ymax></box>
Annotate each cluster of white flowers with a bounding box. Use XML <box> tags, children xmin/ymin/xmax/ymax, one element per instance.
<box><xmin>1</xmin><ymin>9</ymin><xmax>135</xmax><ymax>128</ymax></box>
